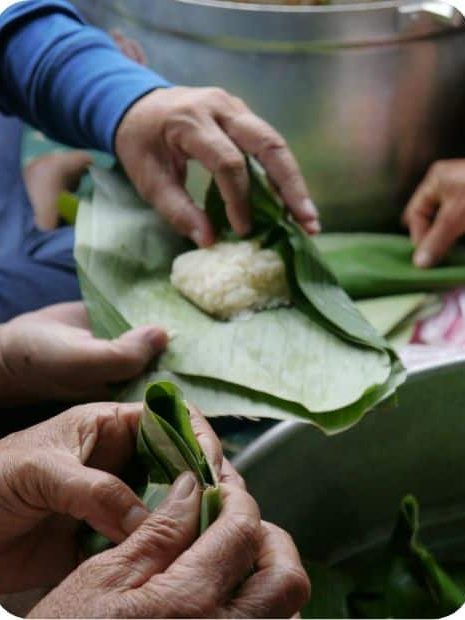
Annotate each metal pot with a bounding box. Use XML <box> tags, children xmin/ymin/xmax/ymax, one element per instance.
<box><xmin>75</xmin><ymin>0</ymin><xmax>465</xmax><ymax>230</ymax></box>
<box><xmin>234</xmin><ymin>352</ymin><xmax>465</xmax><ymax>564</ymax></box>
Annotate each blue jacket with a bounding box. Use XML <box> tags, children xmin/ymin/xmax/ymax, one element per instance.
<box><xmin>0</xmin><ymin>1</ymin><xmax>171</xmax><ymax>321</ymax></box>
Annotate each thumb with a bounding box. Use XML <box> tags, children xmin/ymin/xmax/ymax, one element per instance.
<box><xmin>104</xmin><ymin>472</ymin><xmax>202</xmax><ymax>588</ymax></box>
<box><xmin>84</xmin><ymin>325</ymin><xmax>168</xmax><ymax>384</ymax></box>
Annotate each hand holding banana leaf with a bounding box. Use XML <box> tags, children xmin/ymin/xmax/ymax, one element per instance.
<box><xmin>0</xmin><ymin>394</ymin><xmax>309</xmax><ymax>619</ymax></box>
<box><xmin>403</xmin><ymin>159</ymin><xmax>465</xmax><ymax>268</ymax></box>
<box><xmin>116</xmin><ymin>86</ymin><xmax>319</xmax><ymax>247</ymax></box>
<box><xmin>0</xmin><ymin>301</ymin><xmax>166</xmax><ymax>407</ymax></box>
<box><xmin>76</xmin><ymin>161</ymin><xmax>404</xmax><ymax>432</ymax></box>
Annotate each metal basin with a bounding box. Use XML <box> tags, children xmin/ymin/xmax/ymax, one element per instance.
<box><xmin>75</xmin><ymin>0</ymin><xmax>465</xmax><ymax>231</ymax></box>
<box><xmin>234</xmin><ymin>353</ymin><xmax>465</xmax><ymax>564</ymax></box>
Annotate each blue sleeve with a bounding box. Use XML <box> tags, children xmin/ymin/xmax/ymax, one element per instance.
<box><xmin>0</xmin><ymin>1</ymin><xmax>172</xmax><ymax>153</ymax></box>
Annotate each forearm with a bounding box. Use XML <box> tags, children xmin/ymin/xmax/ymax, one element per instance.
<box><xmin>0</xmin><ymin>1</ymin><xmax>171</xmax><ymax>152</ymax></box>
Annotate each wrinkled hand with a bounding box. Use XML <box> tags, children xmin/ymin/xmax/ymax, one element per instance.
<box><xmin>116</xmin><ymin>86</ymin><xmax>319</xmax><ymax>247</ymax></box>
<box><xmin>0</xmin><ymin>402</ymin><xmax>148</xmax><ymax>594</ymax></box>
<box><xmin>403</xmin><ymin>160</ymin><xmax>465</xmax><ymax>268</ymax></box>
<box><xmin>0</xmin><ymin>402</ymin><xmax>227</xmax><ymax>597</ymax></box>
<box><xmin>30</xmin><ymin>473</ymin><xmax>309</xmax><ymax>619</ymax></box>
<box><xmin>0</xmin><ymin>302</ymin><xmax>166</xmax><ymax>405</ymax></box>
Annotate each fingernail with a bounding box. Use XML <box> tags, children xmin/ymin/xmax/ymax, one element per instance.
<box><xmin>306</xmin><ymin>220</ymin><xmax>321</xmax><ymax>235</ymax></box>
<box><xmin>301</xmin><ymin>198</ymin><xmax>319</xmax><ymax>219</ymax></box>
<box><xmin>414</xmin><ymin>249</ymin><xmax>433</xmax><ymax>268</ymax></box>
<box><xmin>171</xmin><ymin>471</ymin><xmax>198</xmax><ymax>500</ymax></box>
<box><xmin>149</xmin><ymin>328</ymin><xmax>168</xmax><ymax>350</ymax></box>
<box><xmin>191</xmin><ymin>228</ymin><xmax>204</xmax><ymax>247</ymax></box>
<box><xmin>122</xmin><ymin>505</ymin><xmax>149</xmax><ymax>535</ymax></box>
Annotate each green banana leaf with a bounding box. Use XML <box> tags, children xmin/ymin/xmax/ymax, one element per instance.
<box><xmin>75</xmin><ymin>165</ymin><xmax>404</xmax><ymax>433</ymax></box>
<box><xmin>83</xmin><ymin>381</ymin><xmax>220</xmax><ymax>556</ymax></box>
<box><xmin>303</xmin><ymin>496</ymin><xmax>465</xmax><ymax>619</ymax></box>
<box><xmin>314</xmin><ymin>233</ymin><xmax>465</xmax><ymax>300</ymax></box>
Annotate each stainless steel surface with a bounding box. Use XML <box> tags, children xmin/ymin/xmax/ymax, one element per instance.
<box><xmin>74</xmin><ymin>0</ymin><xmax>465</xmax><ymax>230</ymax></box>
<box><xmin>234</xmin><ymin>355</ymin><xmax>465</xmax><ymax>563</ymax></box>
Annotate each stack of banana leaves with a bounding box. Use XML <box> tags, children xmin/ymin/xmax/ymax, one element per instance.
<box><xmin>75</xmin><ymin>161</ymin><xmax>407</xmax><ymax>433</ymax></box>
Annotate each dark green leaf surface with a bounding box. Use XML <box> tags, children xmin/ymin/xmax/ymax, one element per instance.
<box><xmin>302</xmin><ymin>496</ymin><xmax>465</xmax><ymax>619</ymax></box>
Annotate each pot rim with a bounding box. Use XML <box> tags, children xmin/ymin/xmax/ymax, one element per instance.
<box><xmin>171</xmin><ymin>0</ymin><xmax>407</xmax><ymax>15</ymax></box>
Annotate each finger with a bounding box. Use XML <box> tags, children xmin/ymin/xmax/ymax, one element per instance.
<box><xmin>149</xmin><ymin>483</ymin><xmax>261</xmax><ymax>613</ymax></box>
<box><xmin>102</xmin><ymin>472</ymin><xmax>201</xmax><ymax>588</ymax></box>
<box><xmin>180</xmin><ymin>122</ymin><xmax>251</xmax><ymax>236</ymax></box>
<box><xmin>73</xmin><ymin>402</ymin><xmax>143</xmax><ymax>471</ymax></box>
<box><xmin>23</xmin><ymin>455</ymin><xmax>149</xmax><ymax>543</ymax></box>
<box><xmin>413</xmin><ymin>204</ymin><xmax>465</xmax><ymax>268</ymax></box>
<box><xmin>188</xmin><ymin>405</ymin><xmax>223</xmax><ymax>478</ymax></box>
<box><xmin>111</xmin><ymin>29</ymin><xmax>133</xmax><ymax>58</ymax></box>
<box><xmin>402</xmin><ymin>180</ymin><xmax>439</xmax><ymax>246</ymax></box>
<box><xmin>223</xmin><ymin>522</ymin><xmax>310</xmax><ymax>619</ymax></box>
<box><xmin>221</xmin><ymin>112</ymin><xmax>319</xmax><ymax>233</ymax></box>
<box><xmin>148</xmin><ymin>171</ymin><xmax>215</xmax><ymax>247</ymax></box>
<box><xmin>78</xmin><ymin>325</ymin><xmax>168</xmax><ymax>384</ymax></box>
<box><xmin>221</xmin><ymin>458</ymin><xmax>246</xmax><ymax>489</ymax></box>
<box><xmin>127</xmin><ymin>38</ymin><xmax>147</xmax><ymax>65</ymax></box>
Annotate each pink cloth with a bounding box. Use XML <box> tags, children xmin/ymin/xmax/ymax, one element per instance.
<box><xmin>412</xmin><ymin>289</ymin><xmax>465</xmax><ymax>346</ymax></box>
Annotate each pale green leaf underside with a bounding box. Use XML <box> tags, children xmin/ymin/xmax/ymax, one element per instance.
<box><xmin>75</xmin><ymin>168</ymin><xmax>403</xmax><ymax>432</ymax></box>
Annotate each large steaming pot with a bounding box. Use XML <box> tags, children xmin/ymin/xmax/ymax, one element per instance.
<box><xmin>75</xmin><ymin>0</ymin><xmax>465</xmax><ymax>231</ymax></box>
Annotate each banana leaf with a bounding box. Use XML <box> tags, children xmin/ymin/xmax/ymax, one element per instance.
<box><xmin>83</xmin><ymin>381</ymin><xmax>220</xmax><ymax>556</ymax></box>
<box><xmin>75</xmin><ymin>165</ymin><xmax>404</xmax><ymax>433</ymax></box>
<box><xmin>314</xmin><ymin>234</ymin><xmax>465</xmax><ymax>300</ymax></box>
<box><xmin>302</xmin><ymin>496</ymin><xmax>465</xmax><ymax>619</ymax></box>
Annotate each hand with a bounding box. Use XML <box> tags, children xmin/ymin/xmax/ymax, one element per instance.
<box><xmin>0</xmin><ymin>302</ymin><xmax>167</xmax><ymax>405</ymax></box>
<box><xmin>30</xmin><ymin>473</ymin><xmax>309</xmax><ymax>619</ymax></box>
<box><xmin>115</xmin><ymin>86</ymin><xmax>320</xmax><ymax>247</ymax></box>
<box><xmin>0</xmin><ymin>402</ymin><xmax>148</xmax><ymax>594</ymax></box>
<box><xmin>402</xmin><ymin>159</ymin><xmax>465</xmax><ymax>268</ymax></box>
<box><xmin>0</xmin><ymin>401</ymin><xmax>228</xmax><ymax>597</ymax></box>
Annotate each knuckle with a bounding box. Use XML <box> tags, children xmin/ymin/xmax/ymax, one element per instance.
<box><xmin>166</xmin><ymin>204</ymin><xmax>191</xmax><ymax>234</ymax></box>
<box><xmin>258</xmin><ymin>133</ymin><xmax>287</xmax><ymax>155</ymax></box>
<box><xmin>207</xmin><ymin>86</ymin><xmax>230</xmax><ymax>103</ymax></box>
<box><xmin>78</xmin><ymin>555</ymin><xmax>119</xmax><ymax>589</ymax></box>
<box><xmin>155</xmin><ymin>575</ymin><xmax>216</xmax><ymax>618</ymax></box>
<box><xmin>216</xmin><ymin>153</ymin><xmax>246</xmax><ymax>177</ymax></box>
<box><xmin>91</xmin><ymin>472</ymin><xmax>125</xmax><ymax>505</ymax></box>
<box><xmin>124</xmin><ymin>512</ymin><xmax>183</xmax><ymax>559</ymax></box>
<box><xmin>228</xmin><ymin>513</ymin><xmax>260</xmax><ymax>551</ymax></box>
<box><xmin>280</xmin><ymin>566</ymin><xmax>312</xmax><ymax>605</ymax></box>
<box><xmin>438</xmin><ymin>207</ymin><xmax>457</xmax><ymax>227</ymax></box>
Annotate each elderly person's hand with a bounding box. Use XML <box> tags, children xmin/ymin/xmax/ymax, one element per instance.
<box><xmin>0</xmin><ymin>401</ymin><xmax>309</xmax><ymax>619</ymax></box>
<box><xmin>402</xmin><ymin>159</ymin><xmax>465</xmax><ymax>268</ymax></box>
<box><xmin>115</xmin><ymin>86</ymin><xmax>320</xmax><ymax>247</ymax></box>
<box><xmin>29</xmin><ymin>477</ymin><xmax>309</xmax><ymax>619</ymax></box>
<box><xmin>0</xmin><ymin>302</ymin><xmax>167</xmax><ymax>405</ymax></box>
<box><xmin>0</xmin><ymin>400</ymin><xmax>227</xmax><ymax>595</ymax></box>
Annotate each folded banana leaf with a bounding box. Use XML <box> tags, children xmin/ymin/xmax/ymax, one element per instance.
<box><xmin>314</xmin><ymin>233</ymin><xmax>465</xmax><ymax>300</ymax></box>
<box><xmin>75</xmin><ymin>164</ymin><xmax>404</xmax><ymax>433</ymax></box>
<box><xmin>84</xmin><ymin>381</ymin><xmax>220</xmax><ymax>556</ymax></box>
<box><xmin>302</xmin><ymin>495</ymin><xmax>465</xmax><ymax>619</ymax></box>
